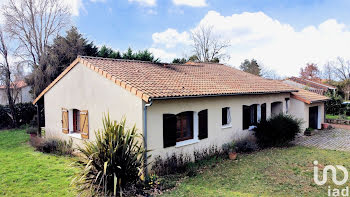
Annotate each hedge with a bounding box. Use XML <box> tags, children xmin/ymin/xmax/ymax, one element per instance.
<box><xmin>0</xmin><ymin>103</ymin><xmax>36</xmax><ymax>129</ymax></box>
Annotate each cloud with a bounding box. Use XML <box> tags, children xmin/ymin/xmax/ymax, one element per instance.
<box><xmin>172</xmin><ymin>0</ymin><xmax>207</xmax><ymax>7</ymax></box>
<box><xmin>63</xmin><ymin>0</ymin><xmax>84</xmax><ymax>16</ymax></box>
<box><xmin>152</xmin><ymin>28</ymin><xmax>191</xmax><ymax>48</ymax></box>
<box><xmin>64</xmin><ymin>0</ymin><xmax>107</xmax><ymax>16</ymax></box>
<box><xmin>151</xmin><ymin>11</ymin><xmax>350</xmax><ymax>76</ymax></box>
<box><xmin>149</xmin><ymin>48</ymin><xmax>177</xmax><ymax>62</ymax></box>
<box><xmin>128</xmin><ymin>0</ymin><xmax>156</xmax><ymax>7</ymax></box>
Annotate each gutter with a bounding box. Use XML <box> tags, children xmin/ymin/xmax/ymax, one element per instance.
<box><xmin>143</xmin><ymin>99</ymin><xmax>153</xmax><ymax>178</ymax></box>
<box><xmin>150</xmin><ymin>90</ymin><xmax>297</xmax><ymax>101</ymax></box>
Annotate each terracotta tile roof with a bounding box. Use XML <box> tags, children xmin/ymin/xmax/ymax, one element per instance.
<box><xmin>33</xmin><ymin>56</ymin><xmax>298</xmax><ymax>104</ymax></box>
<box><xmin>82</xmin><ymin>57</ymin><xmax>297</xmax><ymax>98</ymax></box>
<box><xmin>0</xmin><ymin>80</ymin><xmax>27</xmax><ymax>89</ymax></box>
<box><xmin>290</xmin><ymin>87</ymin><xmax>329</xmax><ymax>104</ymax></box>
<box><xmin>287</xmin><ymin>77</ymin><xmax>336</xmax><ymax>90</ymax></box>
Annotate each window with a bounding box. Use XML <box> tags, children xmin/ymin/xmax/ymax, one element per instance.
<box><xmin>62</xmin><ymin>108</ymin><xmax>89</xmax><ymax>139</ymax></box>
<box><xmin>163</xmin><ymin>110</ymin><xmax>207</xmax><ymax>148</ymax></box>
<box><xmin>73</xmin><ymin>109</ymin><xmax>80</xmax><ymax>132</ymax></box>
<box><xmin>198</xmin><ymin>109</ymin><xmax>208</xmax><ymax>139</ymax></box>
<box><xmin>243</xmin><ymin>104</ymin><xmax>260</xmax><ymax>130</ymax></box>
<box><xmin>176</xmin><ymin>111</ymin><xmax>193</xmax><ymax>142</ymax></box>
<box><xmin>222</xmin><ymin>107</ymin><xmax>231</xmax><ymax>126</ymax></box>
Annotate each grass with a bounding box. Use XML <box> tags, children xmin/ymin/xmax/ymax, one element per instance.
<box><xmin>326</xmin><ymin>114</ymin><xmax>350</xmax><ymax>120</ymax></box>
<box><xmin>0</xmin><ymin>129</ymin><xmax>78</xmax><ymax>197</ymax></box>
<box><xmin>2</xmin><ymin>129</ymin><xmax>350</xmax><ymax>197</ymax></box>
<box><xmin>163</xmin><ymin>146</ymin><xmax>350</xmax><ymax>197</ymax></box>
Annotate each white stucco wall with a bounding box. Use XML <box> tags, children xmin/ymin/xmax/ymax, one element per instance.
<box><xmin>146</xmin><ymin>93</ymin><xmax>290</xmax><ymax>162</ymax></box>
<box><xmin>44</xmin><ymin>63</ymin><xmax>144</xmax><ymax>147</ymax></box>
<box><xmin>20</xmin><ymin>86</ymin><xmax>33</xmax><ymax>103</ymax></box>
<box><xmin>0</xmin><ymin>86</ymin><xmax>33</xmax><ymax>105</ymax></box>
<box><xmin>0</xmin><ymin>89</ymin><xmax>6</xmax><ymax>105</ymax></box>
<box><xmin>289</xmin><ymin>98</ymin><xmax>325</xmax><ymax>130</ymax></box>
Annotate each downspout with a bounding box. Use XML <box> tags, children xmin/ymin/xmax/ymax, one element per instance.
<box><xmin>143</xmin><ymin>99</ymin><xmax>153</xmax><ymax>178</ymax></box>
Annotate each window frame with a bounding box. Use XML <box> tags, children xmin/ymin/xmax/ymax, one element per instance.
<box><xmin>176</xmin><ymin>111</ymin><xmax>194</xmax><ymax>142</ymax></box>
<box><xmin>72</xmin><ymin>109</ymin><xmax>81</xmax><ymax>133</ymax></box>
<box><xmin>222</xmin><ymin>107</ymin><xmax>232</xmax><ymax>128</ymax></box>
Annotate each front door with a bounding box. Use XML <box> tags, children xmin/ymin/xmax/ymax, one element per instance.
<box><xmin>309</xmin><ymin>106</ymin><xmax>318</xmax><ymax>129</ymax></box>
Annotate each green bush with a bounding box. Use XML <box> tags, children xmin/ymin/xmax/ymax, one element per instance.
<box><xmin>73</xmin><ymin>115</ymin><xmax>147</xmax><ymax>196</ymax></box>
<box><xmin>325</xmin><ymin>92</ymin><xmax>344</xmax><ymax>115</ymax></box>
<box><xmin>254</xmin><ymin>114</ymin><xmax>302</xmax><ymax>148</ymax></box>
<box><xmin>0</xmin><ymin>103</ymin><xmax>36</xmax><ymax>129</ymax></box>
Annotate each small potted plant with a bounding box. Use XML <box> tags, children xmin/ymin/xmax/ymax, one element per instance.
<box><xmin>222</xmin><ymin>142</ymin><xmax>237</xmax><ymax>160</ymax></box>
<box><xmin>304</xmin><ymin>128</ymin><xmax>313</xmax><ymax>136</ymax></box>
<box><xmin>228</xmin><ymin>142</ymin><xmax>237</xmax><ymax>160</ymax></box>
<box><xmin>26</xmin><ymin>127</ymin><xmax>38</xmax><ymax>138</ymax></box>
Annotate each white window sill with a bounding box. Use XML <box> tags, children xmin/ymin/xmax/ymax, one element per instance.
<box><xmin>67</xmin><ymin>133</ymin><xmax>82</xmax><ymax>139</ymax></box>
<box><xmin>175</xmin><ymin>139</ymin><xmax>200</xmax><ymax>148</ymax></box>
<box><xmin>221</xmin><ymin>124</ymin><xmax>232</xmax><ymax>129</ymax></box>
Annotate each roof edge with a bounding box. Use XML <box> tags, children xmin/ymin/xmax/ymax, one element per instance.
<box><xmin>33</xmin><ymin>57</ymin><xmax>151</xmax><ymax>104</ymax></box>
<box><xmin>151</xmin><ymin>90</ymin><xmax>297</xmax><ymax>101</ymax></box>
<box><xmin>290</xmin><ymin>94</ymin><xmax>311</xmax><ymax>104</ymax></box>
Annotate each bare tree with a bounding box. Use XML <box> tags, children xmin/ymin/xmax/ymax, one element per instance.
<box><xmin>322</xmin><ymin>62</ymin><xmax>335</xmax><ymax>82</ymax></box>
<box><xmin>332</xmin><ymin>57</ymin><xmax>350</xmax><ymax>81</ymax></box>
<box><xmin>3</xmin><ymin>0</ymin><xmax>70</xmax><ymax>96</ymax></box>
<box><xmin>330</xmin><ymin>57</ymin><xmax>350</xmax><ymax>100</ymax></box>
<box><xmin>191</xmin><ymin>25</ymin><xmax>230</xmax><ymax>63</ymax></box>
<box><xmin>261</xmin><ymin>66</ymin><xmax>281</xmax><ymax>80</ymax></box>
<box><xmin>0</xmin><ymin>27</ymin><xmax>17</xmax><ymax>127</ymax></box>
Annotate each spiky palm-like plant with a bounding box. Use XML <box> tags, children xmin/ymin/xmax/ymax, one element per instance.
<box><xmin>73</xmin><ymin>115</ymin><xmax>147</xmax><ymax>196</ymax></box>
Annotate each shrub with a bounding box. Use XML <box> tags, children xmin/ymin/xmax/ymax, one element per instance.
<box><xmin>254</xmin><ymin>114</ymin><xmax>302</xmax><ymax>148</ymax></box>
<box><xmin>222</xmin><ymin>142</ymin><xmax>235</xmax><ymax>154</ymax></box>
<box><xmin>30</xmin><ymin>137</ymin><xmax>73</xmax><ymax>155</ymax></box>
<box><xmin>152</xmin><ymin>154</ymin><xmax>191</xmax><ymax>176</ymax></box>
<box><xmin>73</xmin><ymin>115</ymin><xmax>146</xmax><ymax>196</ymax></box>
<box><xmin>235</xmin><ymin>138</ymin><xmax>259</xmax><ymax>153</ymax></box>
<box><xmin>194</xmin><ymin>145</ymin><xmax>222</xmax><ymax>162</ymax></box>
<box><xmin>0</xmin><ymin>105</ymin><xmax>13</xmax><ymax>128</ymax></box>
<box><xmin>0</xmin><ymin>103</ymin><xmax>36</xmax><ymax>129</ymax></box>
<box><xmin>152</xmin><ymin>145</ymin><xmax>223</xmax><ymax>176</ymax></box>
<box><xmin>26</xmin><ymin>127</ymin><xmax>37</xmax><ymax>135</ymax></box>
<box><xmin>325</xmin><ymin>92</ymin><xmax>344</xmax><ymax>115</ymax></box>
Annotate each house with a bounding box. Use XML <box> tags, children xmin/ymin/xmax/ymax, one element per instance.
<box><xmin>32</xmin><ymin>56</ymin><xmax>329</xmax><ymax>165</ymax></box>
<box><xmin>0</xmin><ymin>80</ymin><xmax>33</xmax><ymax>105</ymax></box>
<box><xmin>283</xmin><ymin>77</ymin><xmax>336</xmax><ymax>95</ymax></box>
<box><xmin>288</xmin><ymin>87</ymin><xmax>329</xmax><ymax>130</ymax></box>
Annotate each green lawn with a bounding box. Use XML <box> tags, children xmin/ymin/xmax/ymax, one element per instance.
<box><xmin>0</xmin><ymin>129</ymin><xmax>78</xmax><ymax>197</ymax></box>
<box><xmin>326</xmin><ymin>114</ymin><xmax>350</xmax><ymax>120</ymax></box>
<box><xmin>2</xmin><ymin>129</ymin><xmax>350</xmax><ymax>197</ymax></box>
<box><xmin>163</xmin><ymin>146</ymin><xmax>350</xmax><ymax>197</ymax></box>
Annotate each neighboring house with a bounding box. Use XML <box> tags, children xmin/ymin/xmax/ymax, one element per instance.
<box><xmin>283</xmin><ymin>77</ymin><xmax>336</xmax><ymax>95</ymax></box>
<box><xmin>32</xmin><ymin>56</ymin><xmax>328</xmax><ymax>165</ymax></box>
<box><xmin>0</xmin><ymin>80</ymin><xmax>33</xmax><ymax>105</ymax></box>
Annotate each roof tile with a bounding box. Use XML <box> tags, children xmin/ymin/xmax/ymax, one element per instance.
<box><xmin>80</xmin><ymin>56</ymin><xmax>297</xmax><ymax>99</ymax></box>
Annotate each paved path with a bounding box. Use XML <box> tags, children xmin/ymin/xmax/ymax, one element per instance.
<box><xmin>293</xmin><ymin>129</ymin><xmax>350</xmax><ymax>151</ymax></box>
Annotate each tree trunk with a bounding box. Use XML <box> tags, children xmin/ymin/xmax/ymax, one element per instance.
<box><xmin>5</xmin><ymin>70</ymin><xmax>17</xmax><ymax>127</ymax></box>
<box><xmin>36</xmin><ymin>104</ymin><xmax>41</xmax><ymax>137</ymax></box>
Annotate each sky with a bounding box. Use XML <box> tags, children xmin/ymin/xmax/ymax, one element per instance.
<box><xmin>3</xmin><ymin>0</ymin><xmax>350</xmax><ymax>77</ymax></box>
